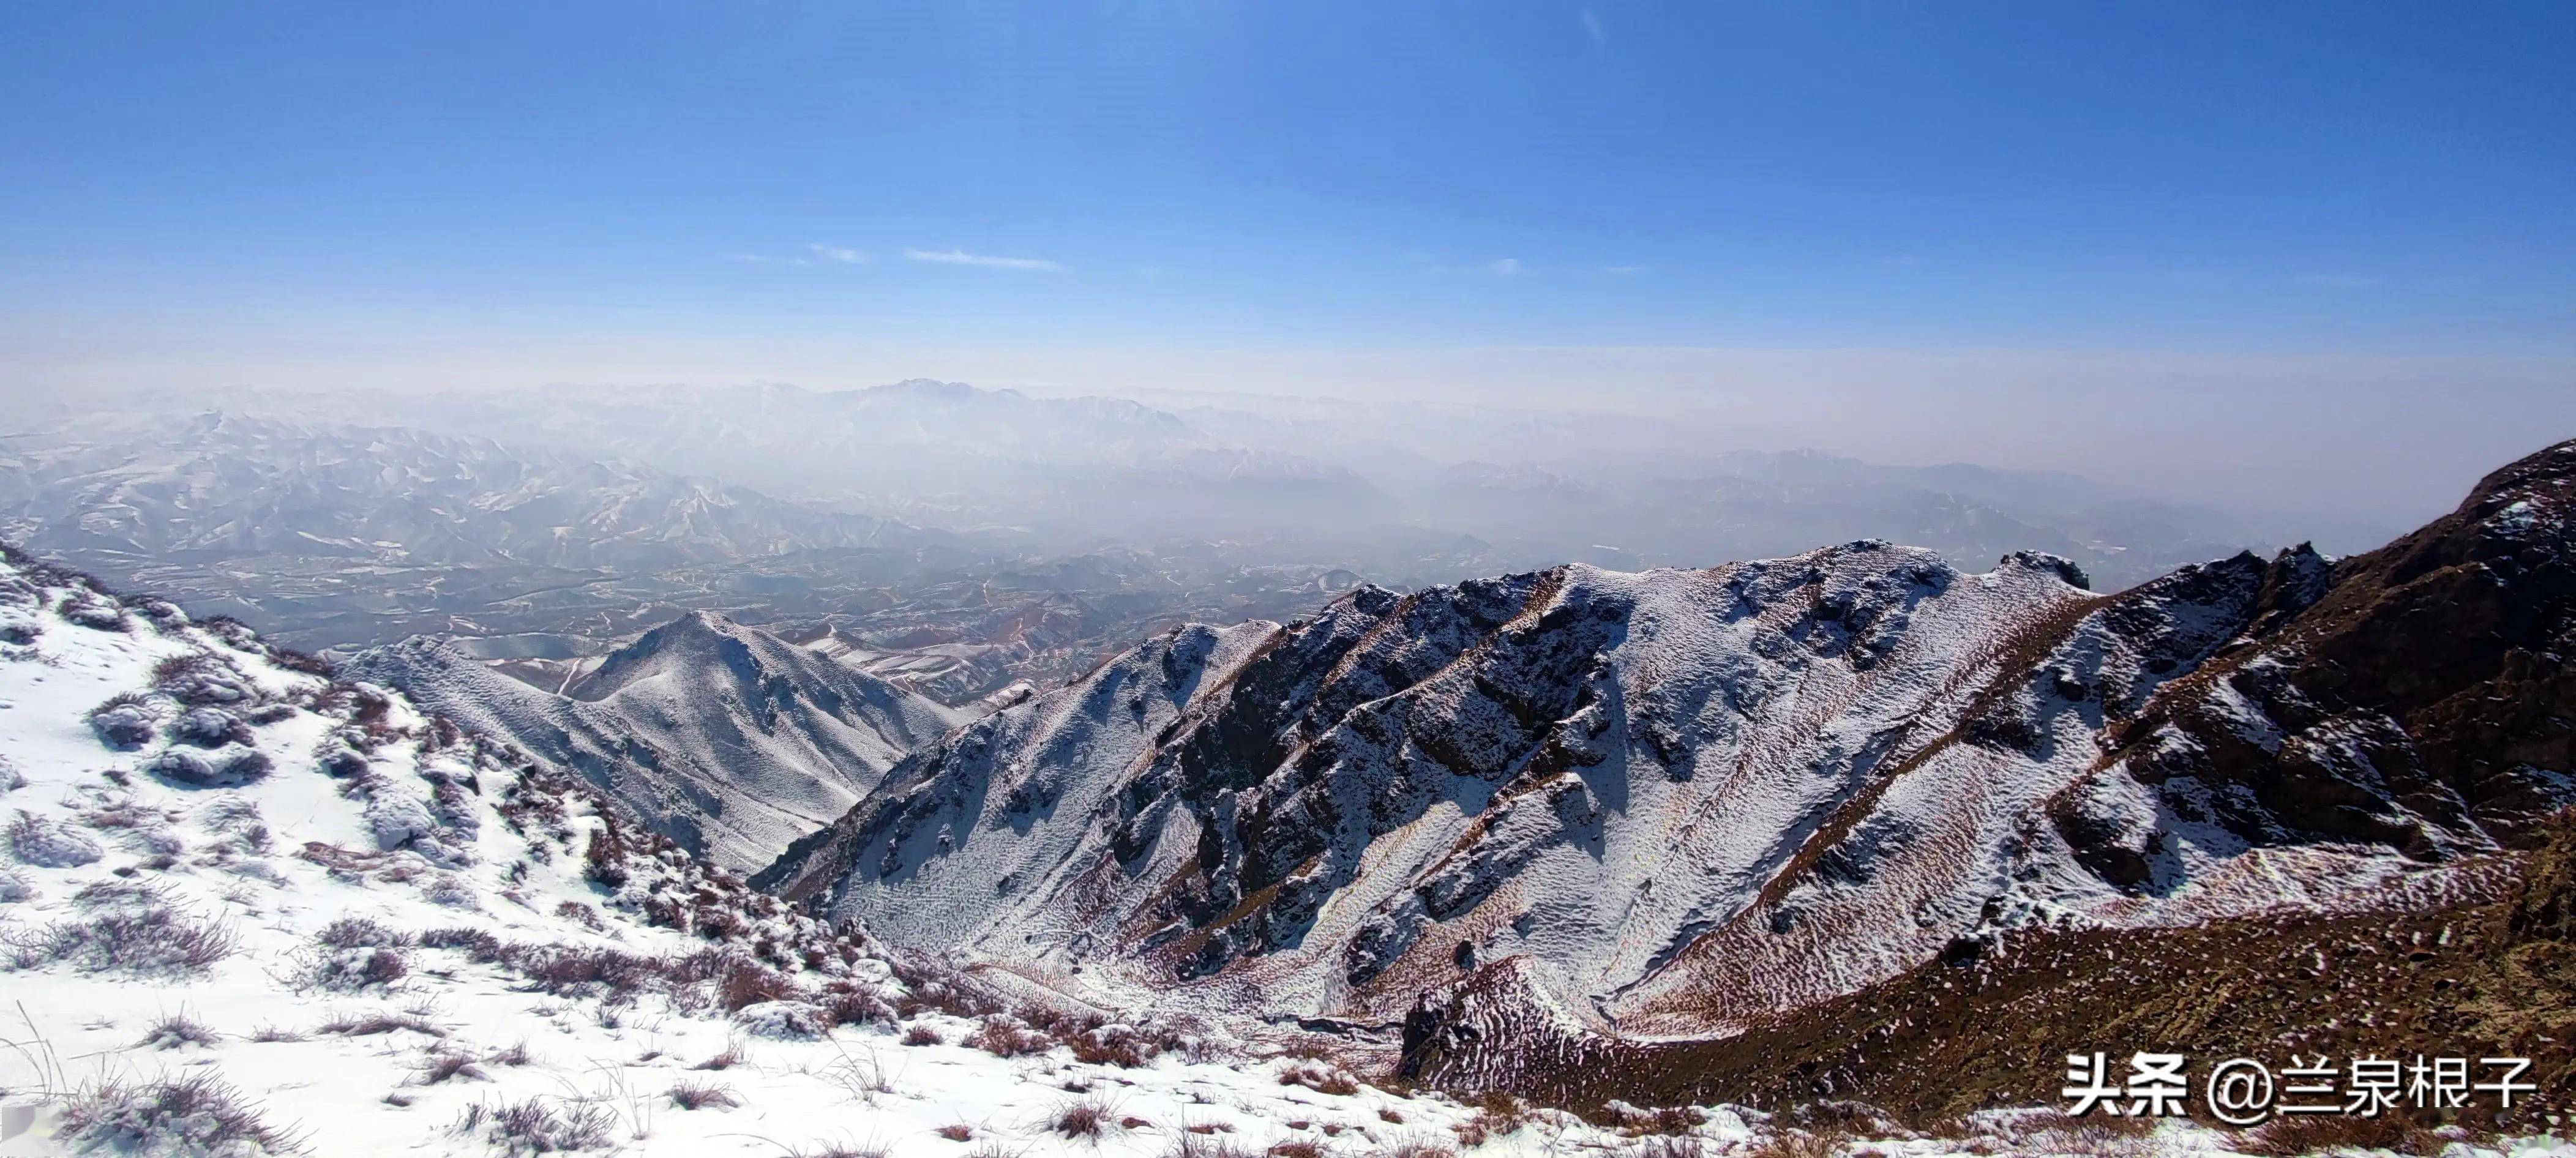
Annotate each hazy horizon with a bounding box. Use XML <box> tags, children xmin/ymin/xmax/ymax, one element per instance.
<box><xmin>10</xmin><ymin>345</ymin><xmax>2568</xmax><ymax>536</ymax></box>
<box><xmin>7</xmin><ymin>2</ymin><xmax>2573</xmax><ymax>542</ymax></box>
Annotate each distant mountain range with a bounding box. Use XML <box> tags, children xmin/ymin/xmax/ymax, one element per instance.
<box><xmin>0</xmin><ymin>411</ymin><xmax>935</xmax><ymax>567</ymax></box>
<box><xmin>2</xmin><ymin>381</ymin><xmax>2331</xmax><ymax>676</ymax></box>
<box><xmin>0</xmin><ymin>406</ymin><xmax>1366</xmax><ymax>696</ymax></box>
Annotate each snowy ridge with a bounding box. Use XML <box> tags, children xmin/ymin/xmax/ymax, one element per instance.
<box><xmin>0</xmin><ymin>544</ymin><xmax>1598</xmax><ymax>1157</ymax></box>
<box><xmin>764</xmin><ymin>458</ymin><xmax>2566</xmax><ymax>1036</ymax></box>
<box><xmin>343</xmin><ymin>612</ymin><xmax>967</xmax><ymax>872</ymax></box>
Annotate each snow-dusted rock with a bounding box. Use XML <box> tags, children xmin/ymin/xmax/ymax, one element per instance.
<box><xmin>731</xmin><ymin>999</ymin><xmax>832</xmax><ymax>1039</ymax></box>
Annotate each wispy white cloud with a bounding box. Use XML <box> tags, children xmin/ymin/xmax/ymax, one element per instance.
<box><xmin>1600</xmin><ymin>264</ymin><xmax>1647</xmax><ymax>275</ymax></box>
<box><xmin>719</xmin><ymin>252</ymin><xmax>804</xmax><ymax>266</ymax></box>
<box><xmin>1581</xmin><ymin>9</ymin><xmax>1605</xmax><ymax>46</ymax></box>
<box><xmin>905</xmin><ymin>248</ymin><xmax>1066</xmax><ymax>272</ymax></box>
<box><xmin>1483</xmin><ymin>258</ymin><xmax>1524</xmax><ymax>277</ymax></box>
<box><xmin>808</xmin><ymin>244</ymin><xmax>870</xmax><ymax>264</ymax></box>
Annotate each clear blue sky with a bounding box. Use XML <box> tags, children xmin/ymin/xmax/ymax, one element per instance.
<box><xmin>2</xmin><ymin>1</ymin><xmax>2572</xmax><ymax>365</ymax></box>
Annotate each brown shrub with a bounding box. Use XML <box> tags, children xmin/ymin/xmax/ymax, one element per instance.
<box><xmin>967</xmin><ymin>1015</ymin><xmax>1054</xmax><ymax>1058</ymax></box>
<box><xmin>719</xmin><ymin>962</ymin><xmax>800</xmax><ymax>1012</ymax></box>
<box><xmin>822</xmin><ymin>985</ymin><xmax>894</xmax><ymax>1028</ymax></box>
<box><xmin>1066</xmin><ymin>1021</ymin><xmax>1171</xmax><ymax>1068</ymax></box>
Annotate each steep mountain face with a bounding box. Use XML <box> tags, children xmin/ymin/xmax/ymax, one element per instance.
<box><xmin>760</xmin><ymin>441</ymin><xmax>2576</xmax><ymax>1037</ymax></box>
<box><xmin>346</xmin><ymin>611</ymin><xmax>965</xmax><ymax>872</ymax></box>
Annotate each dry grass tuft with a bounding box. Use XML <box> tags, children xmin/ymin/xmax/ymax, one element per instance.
<box><xmin>137</xmin><ymin>1012</ymin><xmax>220</xmax><ymax>1050</ymax></box>
<box><xmin>318</xmin><ymin>1009</ymin><xmax>445</xmax><ymax>1038</ymax></box>
<box><xmin>1053</xmin><ymin>1099</ymin><xmax>1117</xmax><ymax>1138</ymax></box>
<box><xmin>1164</xmin><ymin>1134</ymin><xmax>1248</xmax><ymax>1158</ymax></box>
<box><xmin>414</xmin><ymin>1050</ymin><xmax>489</xmax><ymax>1086</ymax></box>
<box><xmin>668</xmin><ymin>1079</ymin><xmax>742</xmax><ymax>1111</ymax></box>
<box><xmin>1370</xmin><ymin>1140</ymin><xmax>1455</xmax><ymax>1158</ymax></box>
<box><xmin>63</xmin><ymin>1072</ymin><xmax>305</xmax><ymax>1156</ymax></box>
<box><xmin>452</xmin><ymin>1097</ymin><xmax>616</xmax><ymax>1154</ymax></box>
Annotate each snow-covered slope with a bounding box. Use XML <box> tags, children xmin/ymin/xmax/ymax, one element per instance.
<box><xmin>344</xmin><ymin>613</ymin><xmax>967</xmax><ymax>872</ymax></box>
<box><xmin>760</xmin><ymin>443</ymin><xmax>2576</xmax><ymax>1034</ymax></box>
<box><xmin>0</xmin><ymin>544</ymin><xmax>1589</xmax><ymax>1158</ymax></box>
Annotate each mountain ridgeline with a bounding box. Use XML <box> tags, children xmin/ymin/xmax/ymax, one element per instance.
<box><xmin>348</xmin><ymin>611</ymin><xmax>965</xmax><ymax>872</ymax></box>
<box><xmin>757</xmin><ymin>438</ymin><xmax>2576</xmax><ymax>1050</ymax></box>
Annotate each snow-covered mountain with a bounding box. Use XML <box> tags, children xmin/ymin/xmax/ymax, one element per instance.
<box><xmin>7</xmin><ymin>445</ymin><xmax>2574</xmax><ymax>1154</ymax></box>
<box><xmin>0</xmin><ymin>542</ymin><xmax>1581</xmax><ymax>1157</ymax></box>
<box><xmin>344</xmin><ymin>611</ymin><xmax>967</xmax><ymax>872</ymax></box>
<box><xmin>757</xmin><ymin>439</ymin><xmax>2576</xmax><ymax>1038</ymax></box>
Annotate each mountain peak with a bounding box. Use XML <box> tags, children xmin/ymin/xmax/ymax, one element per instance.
<box><xmin>866</xmin><ymin>378</ymin><xmax>1026</xmax><ymax>403</ymax></box>
<box><xmin>2462</xmin><ymin>436</ymin><xmax>2576</xmax><ymax>515</ymax></box>
<box><xmin>353</xmin><ymin>610</ymin><xmax>965</xmax><ymax>870</ymax></box>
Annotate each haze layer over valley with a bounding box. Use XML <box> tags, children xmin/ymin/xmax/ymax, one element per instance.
<box><xmin>1</xmin><ymin>379</ymin><xmax>2349</xmax><ymax>719</ymax></box>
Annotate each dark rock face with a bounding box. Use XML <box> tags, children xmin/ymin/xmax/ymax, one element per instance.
<box><xmin>2099</xmin><ymin>439</ymin><xmax>2576</xmax><ymax>859</ymax></box>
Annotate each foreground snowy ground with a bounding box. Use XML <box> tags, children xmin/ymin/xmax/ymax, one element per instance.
<box><xmin>1</xmin><ymin>550</ymin><xmax>2567</xmax><ymax>1157</ymax></box>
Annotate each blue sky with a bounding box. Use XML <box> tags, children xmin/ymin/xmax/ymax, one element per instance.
<box><xmin>3</xmin><ymin>0</ymin><xmax>2570</xmax><ymax>362</ymax></box>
